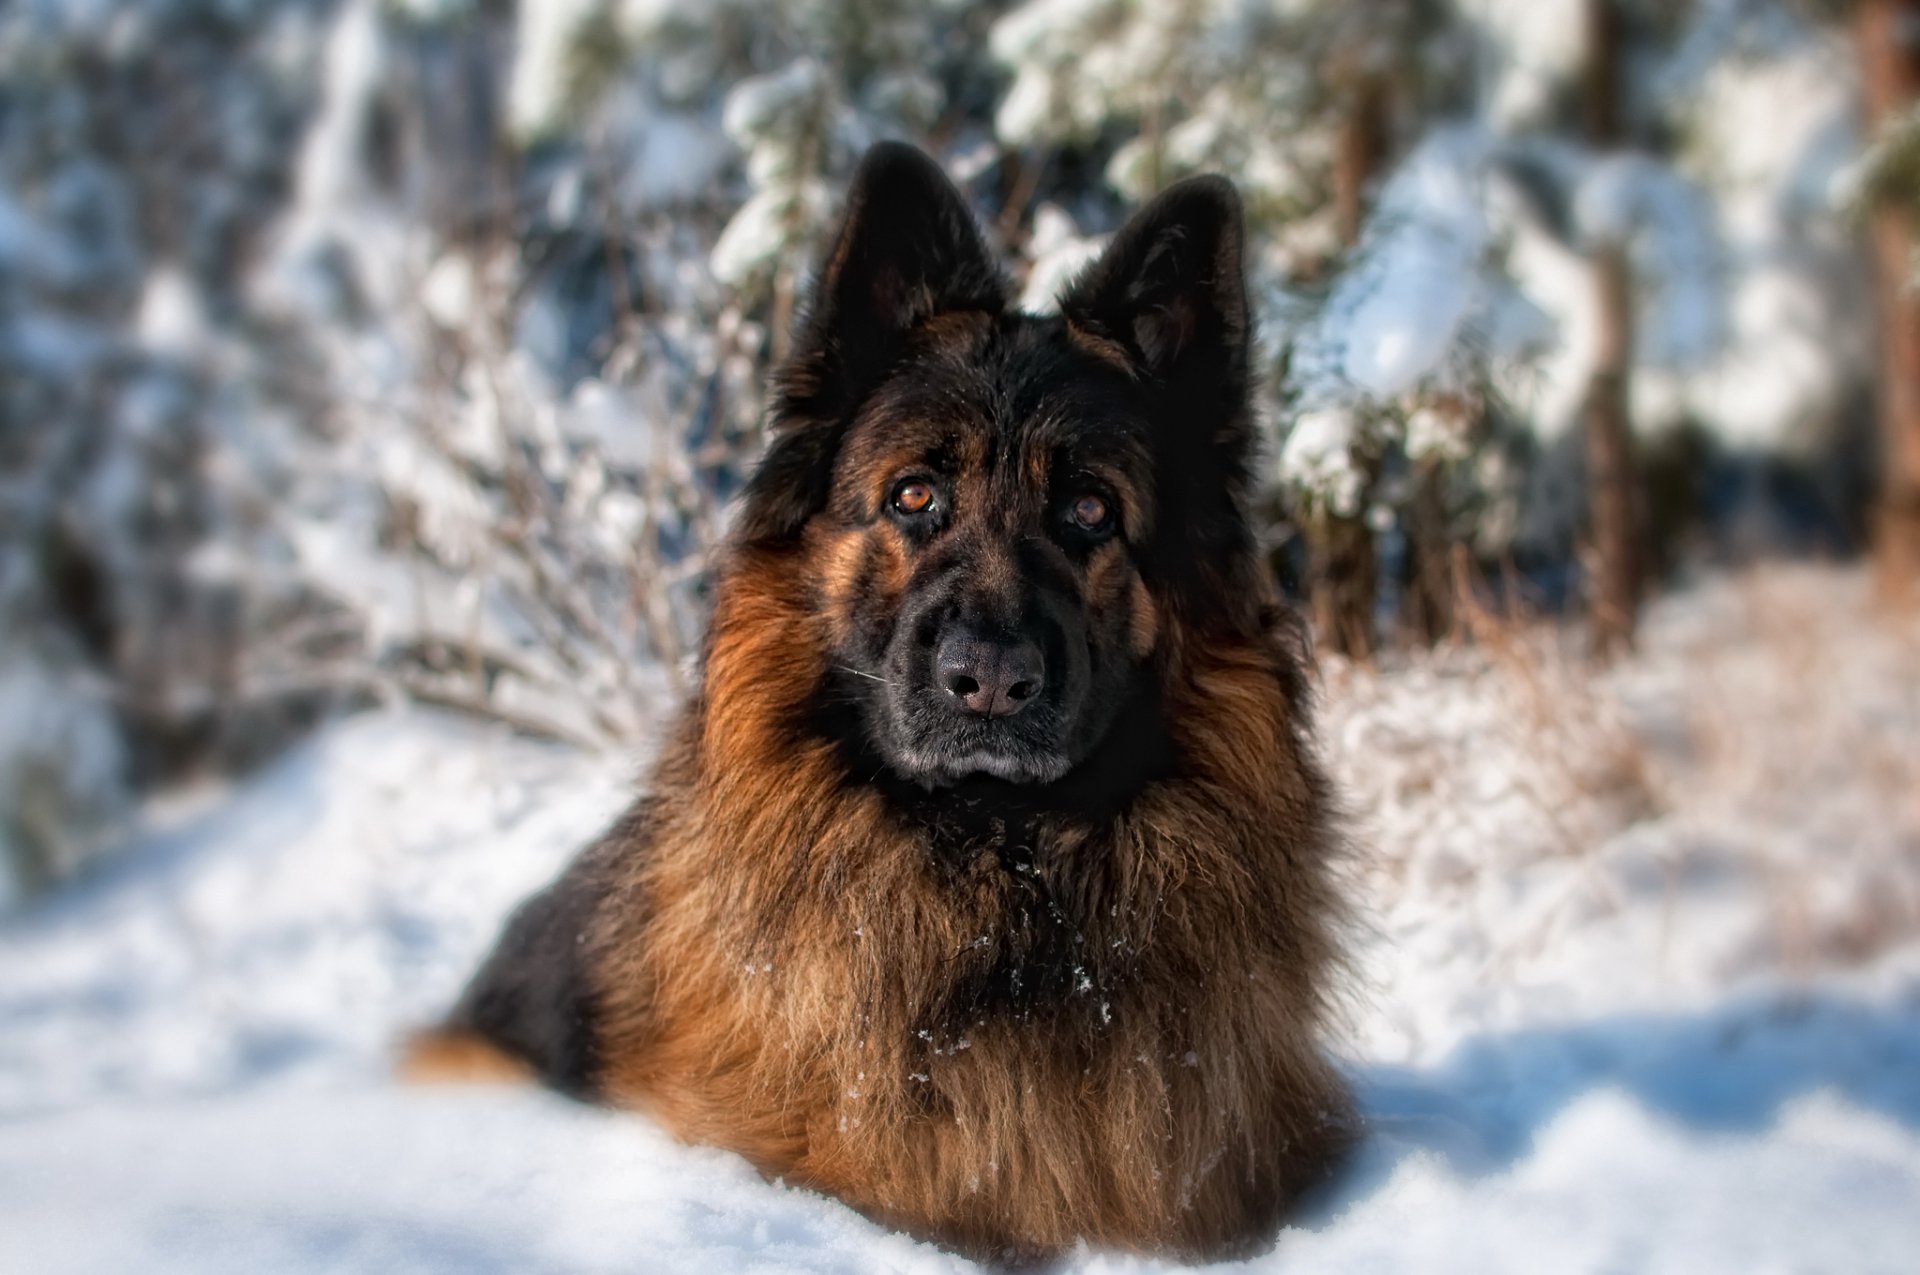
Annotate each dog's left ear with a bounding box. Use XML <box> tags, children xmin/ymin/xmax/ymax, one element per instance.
<box><xmin>1060</xmin><ymin>175</ymin><xmax>1249</xmax><ymax>401</ymax></box>
<box><xmin>1065</xmin><ymin>178</ymin><xmax>1266</xmax><ymax>624</ymax></box>
<box><xmin>740</xmin><ymin>143</ymin><xmax>1005</xmax><ymax>545</ymax></box>
<box><xmin>802</xmin><ymin>142</ymin><xmax>1005</xmax><ymax>375</ymax></box>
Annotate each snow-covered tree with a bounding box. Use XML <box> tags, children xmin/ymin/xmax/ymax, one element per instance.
<box><xmin>0</xmin><ymin>0</ymin><xmax>1887</xmax><ymax>893</ymax></box>
<box><xmin>1272</xmin><ymin>0</ymin><xmax>1865</xmax><ymax>652</ymax></box>
<box><xmin>0</xmin><ymin>0</ymin><xmax>346</xmax><ymax>895</ymax></box>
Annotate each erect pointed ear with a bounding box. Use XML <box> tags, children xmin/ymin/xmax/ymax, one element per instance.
<box><xmin>1061</xmin><ymin>178</ymin><xmax>1263</xmax><ymax>627</ymax></box>
<box><xmin>741</xmin><ymin>142</ymin><xmax>1006</xmax><ymax>545</ymax></box>
<box><xmin>1059</xmin><ymin>175</ymin><xmax>1249</xmax><ymax>390</ymax></box>
<box><xmin>803</xmin><ymin>141</ymin><xmax>1005</xmax><ymax>370</ymax></box>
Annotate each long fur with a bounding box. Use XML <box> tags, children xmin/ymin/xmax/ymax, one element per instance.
<box><xmin>410</xmin><ymin>142</ymin><xmax>1354</xmax><ymax>1265</ymax></box>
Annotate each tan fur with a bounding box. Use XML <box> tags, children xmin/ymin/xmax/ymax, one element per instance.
<box><xmin>1126</xmin><ymin>574</ymin><xmax>1161</xmax><ymax>660</ymax></box>
<box><xmin>582</xmin><ymin>543</ymin><xmax>1352</xmax><ymax>1263</ymax></box>
<box><xmin>1065</xmin><ymin>320</ymin><xmax>1140</xmax><ymax>377</ymax></box>
<box><xmin>399</xmin><ymin>1029</ymin><xmax>538</xmax><ymax>1086</ymax></box>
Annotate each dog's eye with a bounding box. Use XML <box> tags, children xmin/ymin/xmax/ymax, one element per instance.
<box><xmin>1069</xmin><ymin>493</ymin><xmax>1112</xmax><ymax>532</ymax></box>
<box><xmin>891</xmin><ymin>480</ymin><xmax>935</xmax><ymax>516</ymax></box>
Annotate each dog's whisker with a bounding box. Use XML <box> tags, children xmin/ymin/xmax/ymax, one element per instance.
<box><xmin>836</xmin><ymin>664</ymin><xmax>893</xmax><ymax>686</ymax></box>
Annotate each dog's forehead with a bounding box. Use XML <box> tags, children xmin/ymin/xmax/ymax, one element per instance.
<box><xmin>846</xmin><ymin>315</ymin><xmax>1154</xmax><ymax>485</ymax></box>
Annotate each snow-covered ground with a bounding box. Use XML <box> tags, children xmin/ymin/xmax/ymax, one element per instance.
<box><xmin>2</xmin><ymin>565</ymin><xmax>1917</xmax><ymax>1273</ymax></box>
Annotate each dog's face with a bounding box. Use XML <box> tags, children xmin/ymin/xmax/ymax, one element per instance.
<box><xmin>817</xmin><ymin>319</ymin><xmax>1160</xmax><ymax>785</ymax></box>
<box><xmin>738</xmin><ymin>144</ymin><xmax>1263</xmax><ymax>790</ymax></box>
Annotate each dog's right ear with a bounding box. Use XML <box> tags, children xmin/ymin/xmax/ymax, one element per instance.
<box><xmin>739</xmin><ymin>143</ymin><xmax>1005</xmax><ymax>545</ymax></box>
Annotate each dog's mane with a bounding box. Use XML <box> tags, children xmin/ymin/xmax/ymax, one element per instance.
<box><xmin>587</xmin><ymin>533</ymin><xmax>1352</xmax><ymax>1258</ymax></box>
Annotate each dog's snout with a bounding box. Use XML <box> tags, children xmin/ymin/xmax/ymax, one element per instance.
<box><xmin>936</xmin><ymin>633</ymin><xmax>1045</xmax><ymax>719</ymax></box>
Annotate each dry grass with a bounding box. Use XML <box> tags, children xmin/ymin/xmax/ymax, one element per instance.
<box><xmin>1317</xmin><ymin>561</ymin><xmax>1920</xmax><ymax>995</ymax></box>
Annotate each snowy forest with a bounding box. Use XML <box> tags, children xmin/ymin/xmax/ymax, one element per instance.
<box><xmin>3</xmin><ymin>2</ymin><xmax>1920</xmax><ymax>1272</ymax></box>
<box><xmin>4</xmin><ymin>0</ymin><xmax>1912</xmax><ymax>895</ymax></box>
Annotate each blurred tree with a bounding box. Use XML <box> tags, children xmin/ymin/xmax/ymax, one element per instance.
<box><xmin>1856</xmin><ymin>0</ymin><xmax>1920</xmax><ymax>599</ymax></box>
<box><xmin>703</xmin><ymin>0</ymin><xmax>954</xmax><ymax>361</ymax></box>
<box><xmin>0</xmin><ymin>0</ymin><xmax>1880</xmax><ymax>894</ymax></box>
<box><xmin>989</xmin><ymin>0</ymin><xmax>1468</xmax><ymax>658</ymax></box>
<box><xmin>1583</xmin><ymin>0</ymin><xmax>1645</xmax><ymax>655</ymax></box>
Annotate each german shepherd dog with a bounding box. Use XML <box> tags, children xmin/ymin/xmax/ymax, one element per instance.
<box><xmin>407</xmin><ymin>142</ymin><xmax>1353</xmax><ymax>1264</ymax></box>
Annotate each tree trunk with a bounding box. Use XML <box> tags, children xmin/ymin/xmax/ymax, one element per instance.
<box><xmin>1587</xmin><ymin>243</ymin><xmax>1641</xmax><ymax>655</ymax></box>
<box><xmin>1401</xmin><ymin>457</ymin><xmax>1455</xmax><ymax>644</ymax></box>
<box><xmin>1345</xmin><ymin>52</ymin><xmax>1459</xmax><ymax>651</ymax></box>
<box><xmin>1305</xmin><ymin>70</ymin><xmax>1389</xmax><ymax>659</ymax></box>
<box><xmin>1859</xmin><ymin>0</ymin><xmax>1920</xmax><ymax>601</ymax></box>
<box><xmin>1309</xmin><ymin>507</ymin><xmax>1379</xmax><ymax>661</ymax></box>
<box><xmin>1333</xmin><ymin>69</ymin><xmax>1389</xmax><ymax>249</ymax></box>
<box><xmin>1583</xmin><ymin>0</ymin><xmax>1642</xmax><ymax>656</ymax></box>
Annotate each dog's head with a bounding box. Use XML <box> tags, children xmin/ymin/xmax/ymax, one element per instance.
<box><xmin>737</xmin><ymin>143</ymin><xmax>1268</xmax><ymax>790</ymax></box>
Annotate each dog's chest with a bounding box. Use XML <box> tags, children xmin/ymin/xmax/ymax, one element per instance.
<box><xmin>910</xmin><ymin>814</ymin><xmax>1142</xmax><ymax>1031</ymax></box>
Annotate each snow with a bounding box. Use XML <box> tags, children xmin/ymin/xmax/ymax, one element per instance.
<box><xmin>257</xmin><ymin>0</ymin><xmax>408</xmax><ymax>323</ymax></box>
<box><xmin>1261</xmin><ymin>0</ymin><xmax>1869</xmax><ymax>546</ymax></box>
<box><xmin>1306</xmin><ymin>130</ymin><xmax>1491</xmax><ymax>403</ymax></box>
<box><xmin>1403</xmin><ymin>402</ymin><xmax>1473</xmax><ymax>464</ymax></box>
<box><xmin>988</xmin><ymin>0</ymin><xmax>1196</xmax><ymax>147</ymax></box>
<box><xmin>0</xmin><ymin>708</ymin><xmax>634</xmax><ymax>1119</ymax></box>
<box><xmin>0</xmin><ymin>658</ymin><xmax>128</xmax><ymax>908</ymax></box>
<box><xmin>506</xmin><ymin>0</ymin><xmax>604</xmax><ymax>139</ymax></box>
<box><xmin>1281</xmin><ymin>127</ymin><xmax>1729</xmax><ymax>472</ymax></box>
<box><xmin>290</xmin><ymin>0</ymin><xmax>384</xmax><ymax>225</ymax></box>
<box><xmin>134</xmin><ymin>265</ymin><xmax>210</xmax><ymax>357</ymax></box>
<box><xmin>1018</xmin><ymin>203</ymin><xmax>1105</xmax><ymax>313</ymax></box>
<box><xmin>3</xmin><ymin>565</ymin><xmax>1916</xmax><ymax>1271</ymax></box>
<box><xmin>709</xmin><ymin>58</ymin><xmax>842</xmax><ymax>291</ymax></box>
<box><xmin>711</xmin><ymin>185</ymin><xmax>827</xmax><ymax>289</ymax></box>
<box><xmin>1488</xmin><ymin>180</ymin><xmax>1599</xmax><ymax>444</ymax></box>
<box><xmin>1</xmin><ymin>1088</ymin><xmax>967</xmax><ymax>1275</ymax></box>
<box><xmin>1455</xmin><ymin>0</ymin><xmax>1586</xmax><ymax>133</ymax></box>
<box><xmin>613</xmin><ymin>109</ymin><xmax>729</xmax><ymax>211</ymax></box>
<box><xmin>1278</xmin><ymin>1088</ymin><xmax>1920</xmax><ymax>1275</ymax></box>
<box><xmin>994</xmin><ymin>61</ymin><xmax>1058</xmax><ymax>147</ymax></box>
<box><xmin>1668</xmin><ymin>15</ymin><xmax>1869</xmax><ymax>455</ymax></box>
<box><xmin>723</xmin><ymin>59</ymin><xmax>830</xmax><ymax>153</ymax></box>
<box><xmin>1277</xmin><ymin>407</ymin><xmax>1368</xmax><ymax>518</ymax></box>
<box><xmin>418</xmin><ymin>253</ymin><xmax>476</xmax><ymax>332</ymax></box>
<box><xmin>0</xmin><ymin>1</ymin><xmax>1905</xmax><ymax>1262</ymax></box>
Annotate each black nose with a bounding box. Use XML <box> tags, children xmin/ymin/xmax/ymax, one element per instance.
<box><xmin>936</xmin><ymin>632</ymin><xmax>1045</xmax><ymax>719</ymax></box>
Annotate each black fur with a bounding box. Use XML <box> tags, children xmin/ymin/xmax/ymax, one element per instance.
<box><xmin>739</xmin><ymin>141</ymin><xmax>1007</xmax><ymax>545</ymax></box>
<box><xmin>436</xmin><ymin>818</ymin><xmax>640</xmax><ymax>1098</ymax></box>
<box><xmin>1058</xmin><ymin>176</ymin><xmax>1266</xmax><ymax>629</ymax></box>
